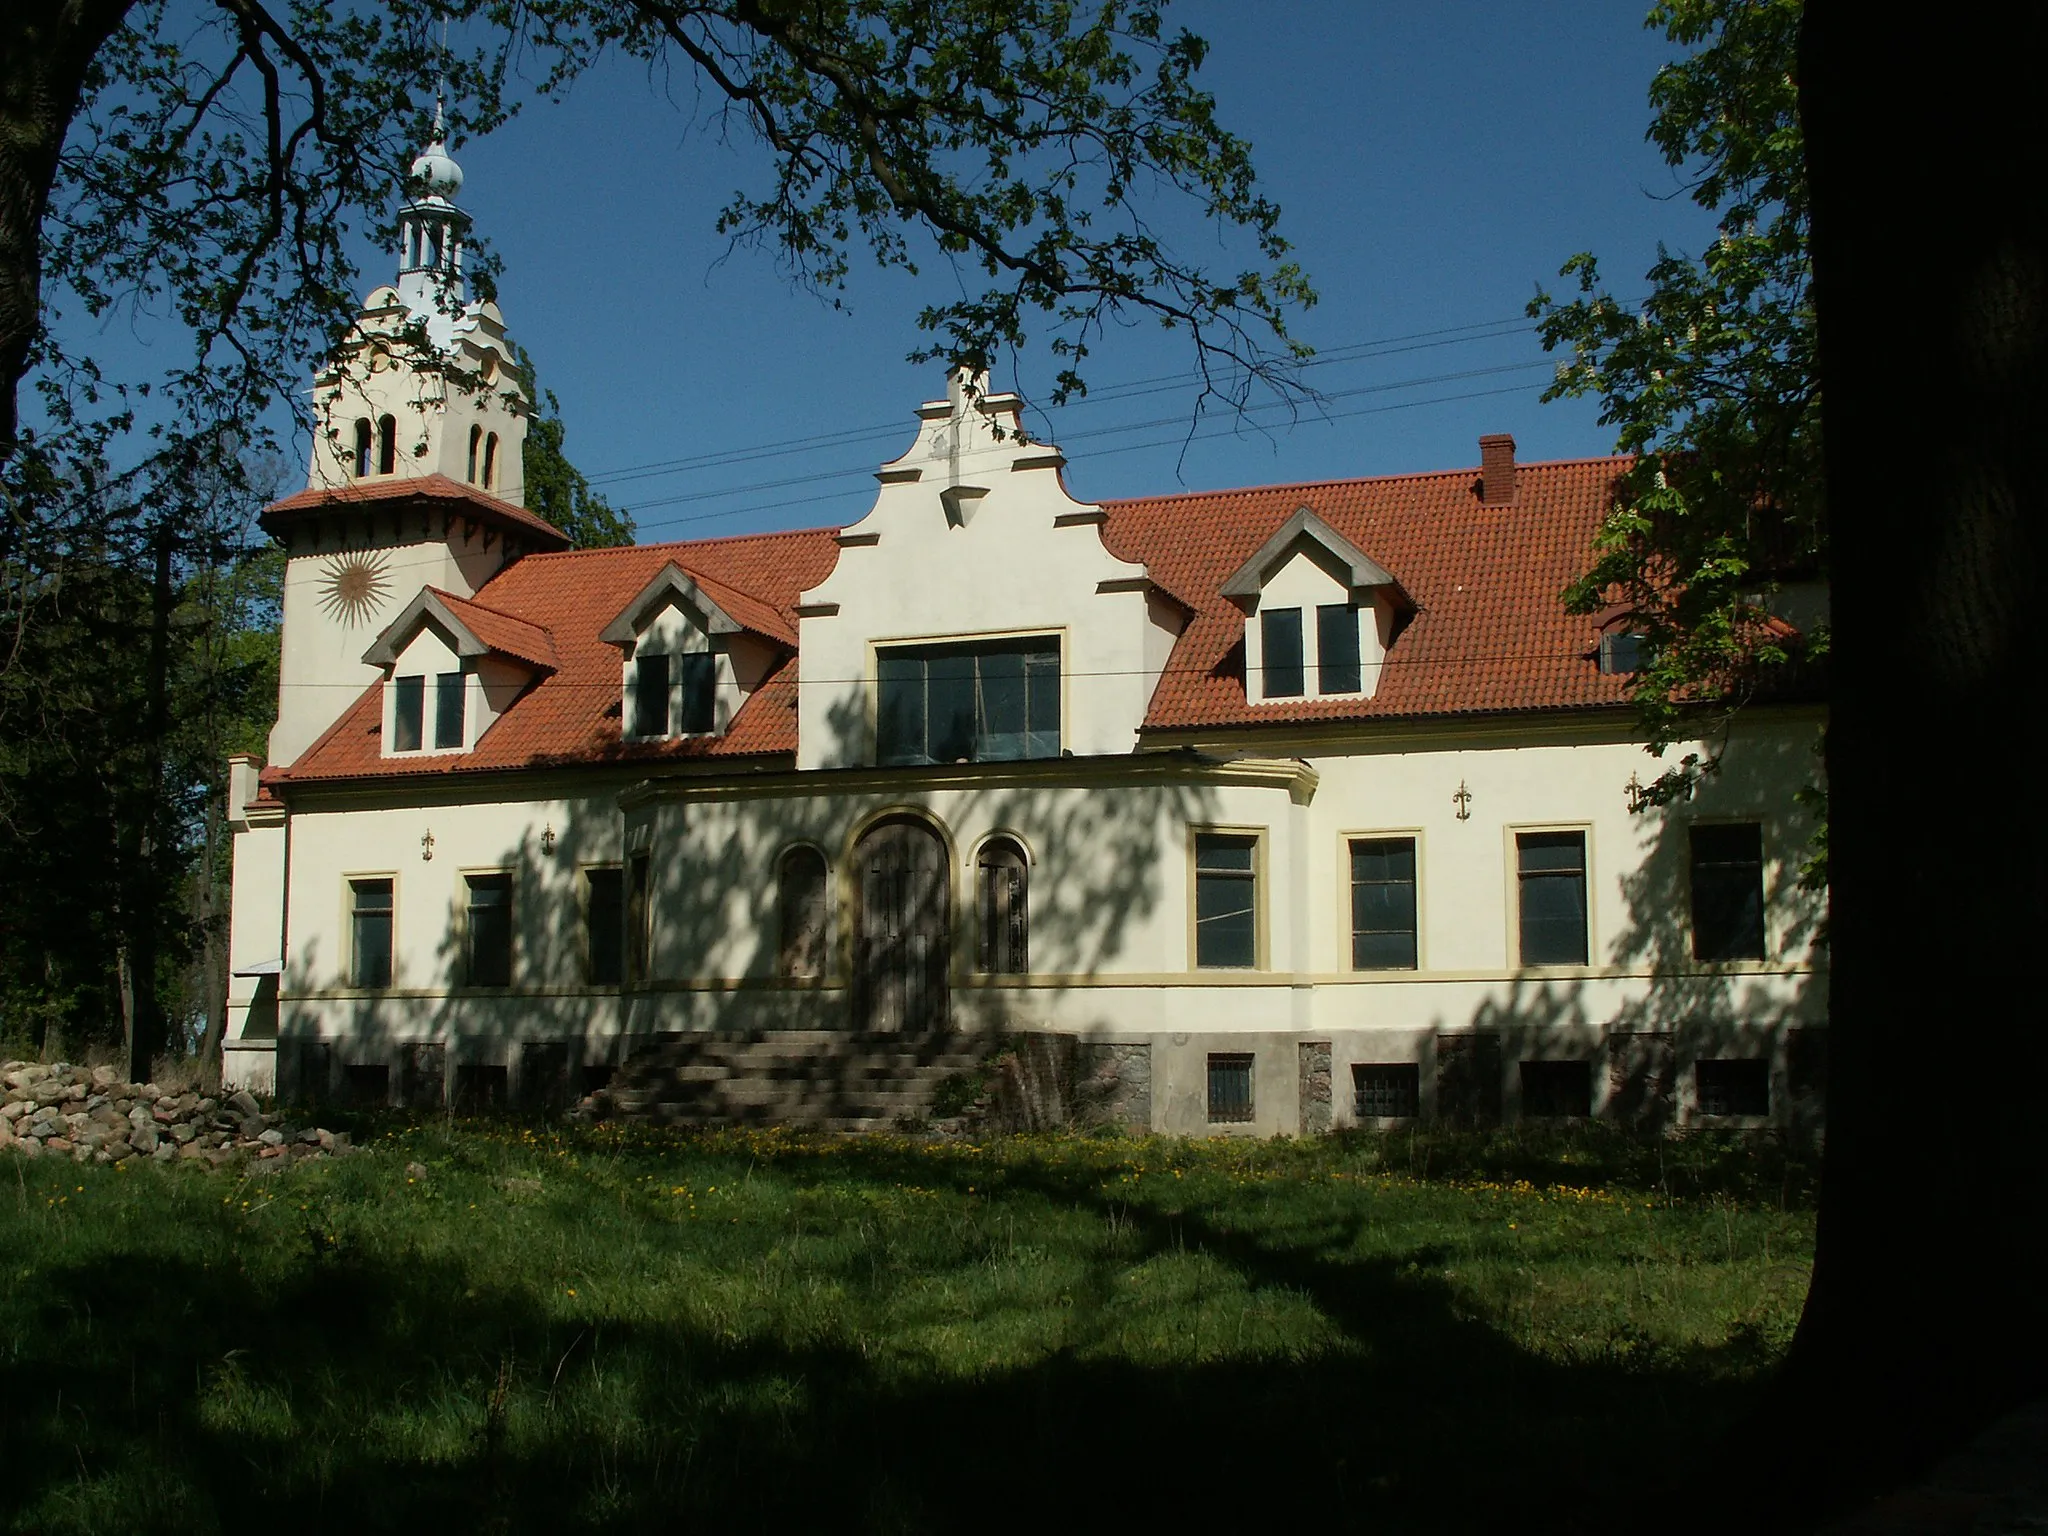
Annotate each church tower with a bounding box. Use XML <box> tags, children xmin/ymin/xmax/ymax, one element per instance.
<box><xmin>260</xmin><ymin>125</ymin><xmax>570</xmax><ymax>768</ymax></box>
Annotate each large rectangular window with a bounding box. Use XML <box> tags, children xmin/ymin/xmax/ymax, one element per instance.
<box><xmin>1194</xmin><ymin>832</ymin><xmax>1258</xmax><ymax>968</ymax></box>
<box><xmin>585</xmin><ymin>867</ymin><xmax>623</xmax><ymax>985</ymax></box>
<box><xmin>1317</xmin><ymin>603</ymin><xmax>1363</xmax><ymax>693</ymax></box>
<box><xmin>1260</xmin><ymin>607</ymin><xmax>1304</xmax><ymax>698</ymax></box>
<box><xmin>678</xmin><ymin>652</ymin><xmax>715</xmax><ymax>734</ymax></box>
<box><xmin>1690</xmin><ymin>822</ymin><xmax>1766</xmax><ymax>961</ymax></box>
<box><xmin>1349</xmin><ymin>837</ymin><xmax>1417</xmax><ymax>969</ymax></box>
<box><xmin>392</xmin><ymin>675</ymin><xmax>424</xmax><ymax>752</ymax></box>
<box><xmin>464</xmin><ymin>873</ymin><xmax>513</xmax><ymax>987</ymax></box>
<box><xmin>632</xmin><ymin>654</ymin><xmax>670</xmax><ymax>737</ymax></box>
<box><xmin>349</xmin><ymin>877</ymin><xmax>393</xmax><ymax>988</ymax></box>
<box><xmin>1517</xmin><ymin>831</ymin><xmax>1589</xmax><ymax>966</ymax></box>
<box><xmin>877</xmin><ymin>638</ymin><xmax>1060</xmax><ymax>765</ymax></box>
<box><xmin>434</xmin><ymin>671</ymin><xmax>465</xmax><ymax>749</ymax></box>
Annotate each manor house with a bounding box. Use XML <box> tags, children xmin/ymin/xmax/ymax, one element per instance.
<box><xmin>223</xmin><ymin>136</ymin><xmax>1826</xmax><ymax>1135</ymax></box>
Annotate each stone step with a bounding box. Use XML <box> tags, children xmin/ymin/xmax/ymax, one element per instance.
<box><xmin>639</xmin><ymin>1059</ymin><xmax>982</xmax><ymax>1082</ymax></box>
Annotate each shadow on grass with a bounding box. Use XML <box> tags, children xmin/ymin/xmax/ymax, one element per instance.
<box><xmin>0</xmin><ymin>1127</ymin><xmax>1798</xmax><ymax>1536</ymax></box>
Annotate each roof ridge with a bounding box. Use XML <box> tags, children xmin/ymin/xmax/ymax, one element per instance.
<box><xmin>1096</xmin><ymin>453</ymin><xmax>1631</xmax><ymax>508</ymax></box>
<box><xmin>515</xmin><ymin>523</ymin><xmax>843</xmax><ymax>563</ymax></box>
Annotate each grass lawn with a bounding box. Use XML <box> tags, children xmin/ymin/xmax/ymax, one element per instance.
<box><xmin>0</xmin><ymin>1121</ymin><xmax>1815</xmax><ymax>1534</ymax></box>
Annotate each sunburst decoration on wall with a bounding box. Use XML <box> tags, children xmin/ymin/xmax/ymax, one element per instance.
<box><xmin>317</xmin><ymin>551</ymin><xmax>393</xmax><ymax>627</ymax></box>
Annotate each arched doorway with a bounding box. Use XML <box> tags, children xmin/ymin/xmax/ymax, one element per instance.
<box><xmin>851</xmin><ymin>816</ymin><xmax>950</xmax><ymax>1033</ymax></box>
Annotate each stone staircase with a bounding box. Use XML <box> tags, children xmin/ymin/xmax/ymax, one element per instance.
<box><xmin>580</xmin><ymin>1030</ymin><xmax>995</xmax><ymax>1132</ymax></box>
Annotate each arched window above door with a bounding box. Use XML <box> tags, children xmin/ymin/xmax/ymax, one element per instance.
<box><xmin>976</xmin><ymin>837</ymin><xmax>1028</xmax><ymax>975</ymax></box>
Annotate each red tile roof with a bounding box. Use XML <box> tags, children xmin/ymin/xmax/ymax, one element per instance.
<box><xmin>263</xmin><ymin>474</ymin><xmax>572</xmax><ymax>549</ymax></box>
<box><xmin>1102</xmin><ymin>455</ymin><xmax>1636</xmax><ymax>731</ymax></box>
<box><xmin>276</xmin><ymin>528</ymin><xmax>841</xmax><ymax>783</ymax></box>
<box><xmin>428</xmin><ymin>589</ymin><xmax>560</xmax><ymax>670</ymax></box>
<box><xmin>271</xmin><ymin>453</ymin><xmax>1635</xmax><ymax>789</ymax></box>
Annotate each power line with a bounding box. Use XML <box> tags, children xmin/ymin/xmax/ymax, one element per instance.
<box><xmin>579</xmin><ymin>312</ymin><xmax>1549</xmax><ymax>489</ymax></box>
<box><xmin>624</xmin><ymin>376</ymin><xmax>1551</xmax><ymax>536</ymax></box>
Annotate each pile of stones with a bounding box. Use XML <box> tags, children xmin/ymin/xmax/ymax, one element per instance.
<box><xmin>0</xmin><ymin>1061</ymin><xmax>355</xmax><ymax>1168</ymax></box>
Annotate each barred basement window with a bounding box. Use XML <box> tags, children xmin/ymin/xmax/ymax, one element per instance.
<box><xmin>584</xmin><ymin>867</ymin><xmax>623</xmax><ymax>985</ymax></box>
<box><xmin>344</xmin><ymin>1063</ymin><xmax>389</xmax><ymax>1107</ymax></box>
<box><xmin>1690</xmin><ymin>822</ymin><xmax>1766</xmax><ymax>961</ymax></box>
<box><xmin>1521</xmin><ymin>1059</ymin><xmax>1592</xmax><ymax>1118</ymax></box>
<box><xmin>1352</xmin><ymin>1063</ymin><xmax>1419</xmax><ymax>1119</ymax></box>
<box><xmin>454</xmin><ymin>1062</ymin><xmax>507</xmax><ymax>1112</ymax></box>
<box><xmin>1696</xmin><ymin>1058</ymin><xmax>1770</xmax><ymax>1117</ymax></box>
<box><xmin>464</xmin><ymin>873</ymin><xmax>513</xmax><ymax>987</ymax></box>
<box><xmin>434</xmin><ymin>671</ymin><xmax>465</xmax><ymax>750</ymax></box>
<box><xmin>1350</xmin><ymin>837</ymin><xmax>1417</xmax><ymax>970</ymax></box>
<box><xmin>392</xmin><ymin>674</ymin><xmax>424</xmax><ymax>752</ymax></box>
<box><xmin>1260</xmin><ymin>607</ymin><xmax>1304</xmax><ymax>698</ymax></box>
<box><xmin>1207</xmin><ymin>1053</ymin><xmax>1255</xmax><ymax>1124</ymax></box>
<box><xmin>976</xmin><ymin>838</ymin><xmax>1028</xmax><ymax>975</ymax></box>
<box><xmin>349</xmin><ymin>878</ymin><xmax>393</xmax><ymax>988</ymax></box>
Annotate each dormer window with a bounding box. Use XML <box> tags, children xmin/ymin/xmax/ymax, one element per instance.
<box><xmin>393</xmin><ymin>674</ymin><xmax>425</xmax><ymax>751</ymax></box>
<box><xmin>1222</xmin><ymin>506</ymin><xmax>1410</xmax><ymax>705</ymax></box>
<box><xmin>1600</xmin><ymin>630</ymin><xmax>1648</xmax><ymax>675</ymax></box>
<box><xmin>603</xmin><ymin>562</ymin><xmax>790</xmax><ymax>744</ymax></box>
<box><xmin>1260</xmin><ymin>609</ymin><xmax>1304</xmax><ymax>697</ymax></box>
<box><xmin>627</xmin><ymin>650</ymin><xmax>716</xmax><ymax>739</ymax></box>
<box><xmin>363</xmin><ymin>588</ymin><xmax>559</xmax><ymax>760</ymax></box>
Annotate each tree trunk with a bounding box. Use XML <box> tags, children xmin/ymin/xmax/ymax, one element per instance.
<box><xmin>0</xmin><ymin>0</ymin><xmax>136</xmax><ymax>456</ymax></box>
<box><xmin>196</xmin><ymin>785</ymin><xmax>227</xmax><ymax>1093</ymax></box>
<box><xmin>1774</xmin><ymin>4</ymin><xmax>2048</xmax><ymax>1520</ymax></box>
<box><xmin>121</xmin><ymin>515</ymin><xmax>172</xmax><ymax>1081</ymax></box>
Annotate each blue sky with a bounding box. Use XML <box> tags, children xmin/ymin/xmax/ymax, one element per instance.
<box><xmin>78</xmin><ymin>3</ymin><xmax>1719</xmax><ymax>542</ymax></box>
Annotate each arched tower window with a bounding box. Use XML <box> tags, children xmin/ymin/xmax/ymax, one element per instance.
<box><xmin>976</xmin><ymin>838</ymin><xmax>1029</xmax><ymax>975</ymax></box>
<box><xmin>468</xmin><ymin>425</ymin><xmax>482</xmax><ymax>484</ymax></box>
<box><xmin>376</xmin><ymin>415</ymin><xmax>397</xmax><ymax>475</ymax></box>
<box><xmin>352</xmin><ymin>419</ymin><xmax>373</xmax><ymax>478</ymax></box>
<box><xmin>778</xmin><ymin>846</ymin><xmax>829</xmax><ymax>978</ymax></box>
<box><xmin>482</xmin><ymin>432</ymin><xmax>498</xmax><ymax>489</ymax></box>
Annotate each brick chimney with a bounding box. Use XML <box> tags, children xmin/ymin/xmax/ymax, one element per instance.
<box><xmin>1479</xmin><ymin>433</ymin><xmax>1517</xmax><ymax>505</ymax></box>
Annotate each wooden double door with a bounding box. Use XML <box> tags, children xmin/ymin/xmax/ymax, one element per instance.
<box><xmin>851</xmin><ymin>817</ymin><xmax>950</xmax><ymax>1033</ymax></box>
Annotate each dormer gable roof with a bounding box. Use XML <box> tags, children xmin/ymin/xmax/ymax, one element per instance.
<box><xmin>1219</xmin><ymin>505</ymin><xmax>1408</xmax><ymax>606</ymax></box>
<box><xmin>361</xmin><ymin>587</ymin><xmax>559</xmax><ymax>671</ymax></box>
<box><xmin>598</xmin><ymin>561</ymin><xmax>796</xmax><ymax>648</ymax></box>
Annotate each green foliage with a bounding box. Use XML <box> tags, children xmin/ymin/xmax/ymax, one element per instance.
<box><xmin>1531</xmin><ymin>0</ymin><xmax>1824</xmax><ymax>812</ymax></box>
<box><xmin>0</xmin><ymin>1122</ymin><xmax>1811</xmax><ymax>1529</ymax></box>
<box><xmin>512</xmin><ymin>348</ymin><xmax>634</xmax><ymax>549</ymax></box>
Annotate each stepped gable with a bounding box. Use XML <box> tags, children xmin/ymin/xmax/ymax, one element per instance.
<box><xmin>273</xmin><ymin>526</ymin><xmax>841</xmax><ymax>783</ymax></box>
<box><xmin>1101</xmin><ymin>454</ymin><xmax>1635</xmax><ymax>731</ymax></box>
<box><xmin>263</xmin><ymin>472</ymin><xmax>572</xmax><ymax>550</ymax></box>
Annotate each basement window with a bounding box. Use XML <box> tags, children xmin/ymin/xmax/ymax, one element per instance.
<box><xmin>1521</xmin><ymin>1059</ymin><xmax>1592</xmax><ymax>1118</ymax></box>
<box><xmin>1352</xmin><ymin>1063</ymin><xmax>1419</xmax><ymax>1120</ymax></box>
<box><xmin>1696</xmin><ymin>1058</ymin><xmax>1770</xmax><ymax>1118</ymax></box>
<box><xmin>1207</xmin><ymin>1053</ymin><xmax>1255</xmax><ymax>1124</ymax></box>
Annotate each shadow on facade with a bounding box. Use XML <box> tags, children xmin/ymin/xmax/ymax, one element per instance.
<box><xmin>279</xmin><ymin>688</ymin><xmax>1226</xmax><ymax>1120</ymax></box>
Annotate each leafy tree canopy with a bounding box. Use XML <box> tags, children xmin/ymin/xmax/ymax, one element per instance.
<box><xmin>515</xmin><ymin>350</ymin><xmax>634</xmax><ymax>549</ymax></box>
<box><xmin>1531</xmin><ymin>0</ymin><xmax>1823</xmax><ymax>867</ymax></box>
